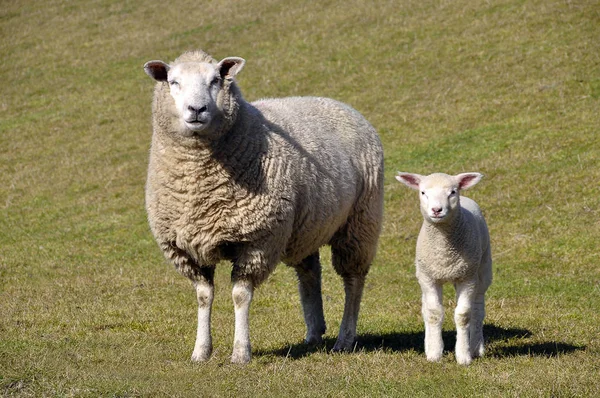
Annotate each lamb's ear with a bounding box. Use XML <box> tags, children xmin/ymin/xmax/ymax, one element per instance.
<box><xmin>218</xmin><ymin>57</ymin><xmax>245</xmax><ymax>80</ymax></box>
<box><xmin>144</xmin><ymin>61</ymin><xmax>170</xmax><ymax>82</ymax></box>
<box><xmin>456</xmin><ymin>173</ymin><xmax>483</xmax><ymax>190</ymax></box>
<box><xmin>395</xmin><ymin>172</ymin><xmax>422</xmax><ymax>190</ymax></box>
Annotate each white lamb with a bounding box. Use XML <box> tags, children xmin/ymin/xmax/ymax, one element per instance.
<box><xmin>395</xmin><ymin>172</ymin><xmax>492</xmax><ymax>365</ymax></box>
<box><xmin>143</xmin><ymin>50</ymin><xmax>384</xmax><ymax>363</ymax></box>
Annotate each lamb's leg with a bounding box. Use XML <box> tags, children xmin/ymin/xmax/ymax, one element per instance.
<box><xmin>231</xmin><ymin>279</ymin><xmax>254</xmax><ymax>364</ymax></box>
<box><xmin>469</xmin><ymin>291</ymin><xmax>486</xmax><ymax>358</ymax></box>
<box><xmin>191</xmin><ymin>266</ymin><xmax>216</xmax><ymax>362</ymax></box>
<box><xmin>332</xmin><ymin>274</ymin><xmax>365</xmax><ymax>352</ymax></box>
<box><xmin>294</xmin><ymin>253</ymin><xmax>327</xmax><ymax>345</ymax></box>
<box><xmin>419</xmin><ymin>278</ymin><xmax>444</xmax><ymax>362</ymax></box>
<box><xmin>454</xmin><ymin>281</ymin><xmax>476</xmax><ymax>365</ymax></box>
<box><xmin>471</xmin><ymin>255</ymin><xmax>492</xmax><ymax>358</ymax></box>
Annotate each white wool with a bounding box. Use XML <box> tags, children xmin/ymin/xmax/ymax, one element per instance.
<box><xmin>396</xmin><ymin>172</ymin><xmax>492</xmax><ymax>365</ymax></box>
<box><xmin>143</xmin><ymin>50</ymin><xmax>384</xmax><ymax>363</ymax></box>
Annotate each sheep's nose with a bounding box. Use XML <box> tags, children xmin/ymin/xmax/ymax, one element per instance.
<box><xmin>188</xmin><ymin>105</ymin><xmax>208</xmax><ymax>114</ymax></box>
<box><xmin>431</xmin><ymin>207</ymin><xmax>442</xmax><ymax>214</ymax></box>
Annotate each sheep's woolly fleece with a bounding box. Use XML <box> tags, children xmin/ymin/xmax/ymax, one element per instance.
<box><xmin>146</xmin><ymin>50</ymin><xmax>384</xmax><ymax>285</ymax></box>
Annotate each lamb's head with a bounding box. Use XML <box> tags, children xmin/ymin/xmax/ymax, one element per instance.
<box><xmin>396</xmin><ymin>172</ymin><xmax>483</xmax><ymax>224</ymax></box>
<box><xmin>144</xmin><ymin>53</ymin><xmax>245</xmax><ymax>138</ymax></box>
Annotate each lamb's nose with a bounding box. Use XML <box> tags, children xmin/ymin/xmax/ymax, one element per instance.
<box><xmin>432</xmin><ymin>207</ymin><xmax>442</xmax><ymax>214</ymax></box>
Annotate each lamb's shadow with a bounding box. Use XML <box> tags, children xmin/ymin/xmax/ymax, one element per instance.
<box><xmin>256</xmin><ymin>323</ymin><xmax>585</xmax><ymax>360</ymax></box>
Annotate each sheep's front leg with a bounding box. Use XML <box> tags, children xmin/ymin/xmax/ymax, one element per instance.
<box><xmin>294</xmin><ymin>253</ymin><xmax>326</xmax><ymax>345</ymax></box>
<box><xmin>231</xmin><ymin>279</ymin><xmax>254</xmax><ymax>364</ymax></box>
<box><xmin>191</xmin><ymin>266</ymin><xmax>216</xmax><ymax>362</ymax></box>
<box><xmin>162</xmin><ymin>242</ymin><xmax>215</xmax><ymax>363</ymax></box>
<box><xmin>419</xmin><ymin>277</ymin><xmax>444</xmax><ymax>362</ymax></box>
<box><xmin>454</xmin><ymin>281</ymin><xmax>476</xmax><ymax>365</ymax></box>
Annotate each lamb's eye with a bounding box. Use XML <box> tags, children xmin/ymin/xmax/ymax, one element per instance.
<box><xmin>450</xmin><ymin>190</ymin><xmax>457</xmax><ymax>195</ymax></box>
<box><xmin>210</xmin><ymin>76</ymin><xmax>221</xmax><ymax>85</ymax></box>
<box><xmin>168</xmin><ymin>80</ymin><xmax>179</xmax><ymax>87</ymax></box>
<box><xmin>421</xmin><ymin>191</ymin><xmax>425</xmax><ymax>196</ymax></box>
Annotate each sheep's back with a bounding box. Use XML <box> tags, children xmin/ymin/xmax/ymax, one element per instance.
<box><xmin>252</xmin><ymin>97</ymin><xmax>383</xmax><ymax>264</ymax></box>
<box><xmin>252</xmin><ymin>96</ymin><xmax>382</xmax><ymax>184</ymax></box>
<box><xmin>146</xmin><ymin>95</ymin><xmax>383</xmax><ymax>270</ymax></box>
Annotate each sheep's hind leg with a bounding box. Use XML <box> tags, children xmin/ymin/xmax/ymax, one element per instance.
<box><xmin>191</xmin><ymin>266</ymin><xmax>216</xmax><ymax>362</ymax></box>
<box><xmin>332</xmin><ymin>273</ymin><xmax>366</xmax><ymax>352</ymax></box>
<box><xmin>294</xmin><ymin>253</ymin><xmax>327</xmax><ymax>345</ymax></box>
<box><xmin>231</xmin><ymin>279</ymin><xmax>254</xmax><ymax>364</ymax></box>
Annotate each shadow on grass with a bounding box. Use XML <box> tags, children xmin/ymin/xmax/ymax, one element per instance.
<box><xmin>256</xmin><ymin>323</ymin><xmax>585</xmax><ymax>360</ymax></box>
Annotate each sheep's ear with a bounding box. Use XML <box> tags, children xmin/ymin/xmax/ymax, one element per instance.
<box><xmin>456</xmin><ymin>173</ymin><xmax>483</xmax><ymax>190</ymax></box>
<box><xmin>144</xmin><ymin>61</ymin><xmax>170</xmax><ymax>82</ymax></box>
<box><xmin>218</xmin><ymin>57</ymin><xmax>245</xmax><ymax>80</ymax></box>
<box><xmin>395</xmin><ymin>172</ymin><xmax>422</xmax><ymax>190</ymax></box>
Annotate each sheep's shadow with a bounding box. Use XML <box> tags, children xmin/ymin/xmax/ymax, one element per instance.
<box><xmin>255</xmin><ymin>324</ymin><xmax>585</xmax><ymax>360</ymax></box>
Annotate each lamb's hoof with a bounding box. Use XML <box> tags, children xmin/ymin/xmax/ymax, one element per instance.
<box><xmin>471</xmin><ymin>344</ymin><xmax>485</xmax><ymax>358</ymax></box>
<box><xmin>191</xmin><ymin>345</ymin><xmax>212</xmax><ymax>362</ymax></box>
<box><xmin>425</xmin><ymin>348</ymin><xmax>443</xmax><ymax>362</ymax></box>
<box><xmin>426</xmin><ymin>354</ymin><xmax>443</xmax><ymax>363</ymax></box>
<box><xmin>455</xmin><ymin>353</ymin><xmax>473</xmax><ymax>366</ymax></box>
<box><xmin>425</xmin><ymin>342</ymin><xmax>444</xmax><ymax>362</ymax></box>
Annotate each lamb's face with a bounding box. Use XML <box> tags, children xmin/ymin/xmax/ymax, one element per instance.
<box><xmin>418</xmin><ymin>174</ymin><xmax>460</xmax><ymax>224</ymax></box>
<box><xmin>166</xmin><ymin>62</ymin><xmax>222</xmax><ymax>135</ymax></box>
<box><xmin>395</xmin><ymin>172</ymin><xmax>483</xmax><ymax>225</ymax></box>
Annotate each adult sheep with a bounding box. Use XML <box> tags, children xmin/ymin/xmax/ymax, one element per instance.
<box><xmin>143</xmin><ymin>50</ymin><xmax>384</xmax><ymax>364</ymax></box>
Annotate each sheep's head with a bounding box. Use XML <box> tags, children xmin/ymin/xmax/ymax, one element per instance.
<box><xmin>396</xmin><ymin>172</ymin><xmax>482</xmax><ymax>224</ymax></box>
<box><xmin>144</xmin><ymin>55</ymin><xmax>245</xmax><ymax>137</ymax></box>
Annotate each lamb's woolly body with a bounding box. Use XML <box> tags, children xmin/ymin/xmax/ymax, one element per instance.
<box><xmin>396</xmin><ymin>172</ymin><xmax>492</xmax><ymax>366</ymax></box>
<box><xmin>144</xmin><ymin>50</ymin><xmax>383</xmax><ymax>363</ymax></box>
<box><xmin>416</xmin><ymin>197</ymin><xmax>489</xmax><ymax>282</ymax></box>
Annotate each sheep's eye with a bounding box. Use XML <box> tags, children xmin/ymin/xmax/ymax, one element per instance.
<box><xmin>450</xmin><ymin>190</ymin><xmax>457</xmax><ymax>195</ymax></box>
<box><xmin>210</xmin><ymin>76</ymin><xmax>221</xmax><ymax>85</ymax></box>
<box><xmin>168</xmin><ymin>80</ymin><xmax>179</xmax><ymax>87</ymax></box>
<box><xmin>421</xmin><ymin>191</ymin><xmax>425</xmax><ymax>196</ymax></box>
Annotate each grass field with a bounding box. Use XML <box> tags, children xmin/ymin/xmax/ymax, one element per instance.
<box><xmin>1</xmin><ymin>0</ymin><xmax>599</xmax><ymax>396</ymax></box>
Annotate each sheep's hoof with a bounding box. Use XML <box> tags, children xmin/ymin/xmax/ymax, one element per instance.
<box><xmin>305</xmin><ymin>334</ymin><xmax>324</xmax><ymax>346</ymax></box>
<box><xmin>331</xmin><ymin>337</ymin><xmax>356</xmax><ymax>352</ymax></box>
<box><xmin>305</xmin><ymin>323</ymin><xmax>326</xmax><ymax>346</ymax></box>
<box><xmin>231</xmin><ymin>344</ymin><xmax>251</xmax><ymax>364</ymax></box>
<box><xmin>191</xmin><ymin>346</ymin><xmax>212</xmax><ymax>362</ymax></box>
<box><xmin>231</xmin><ymin>352</ymin><xmax>251</xmax><ymax>364</ymax></box>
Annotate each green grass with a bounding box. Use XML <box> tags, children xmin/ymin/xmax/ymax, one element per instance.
<box><xmin>1</xmin><ymin>0</ymin><xmax>599</xmax><ymax>396</ymax></box>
